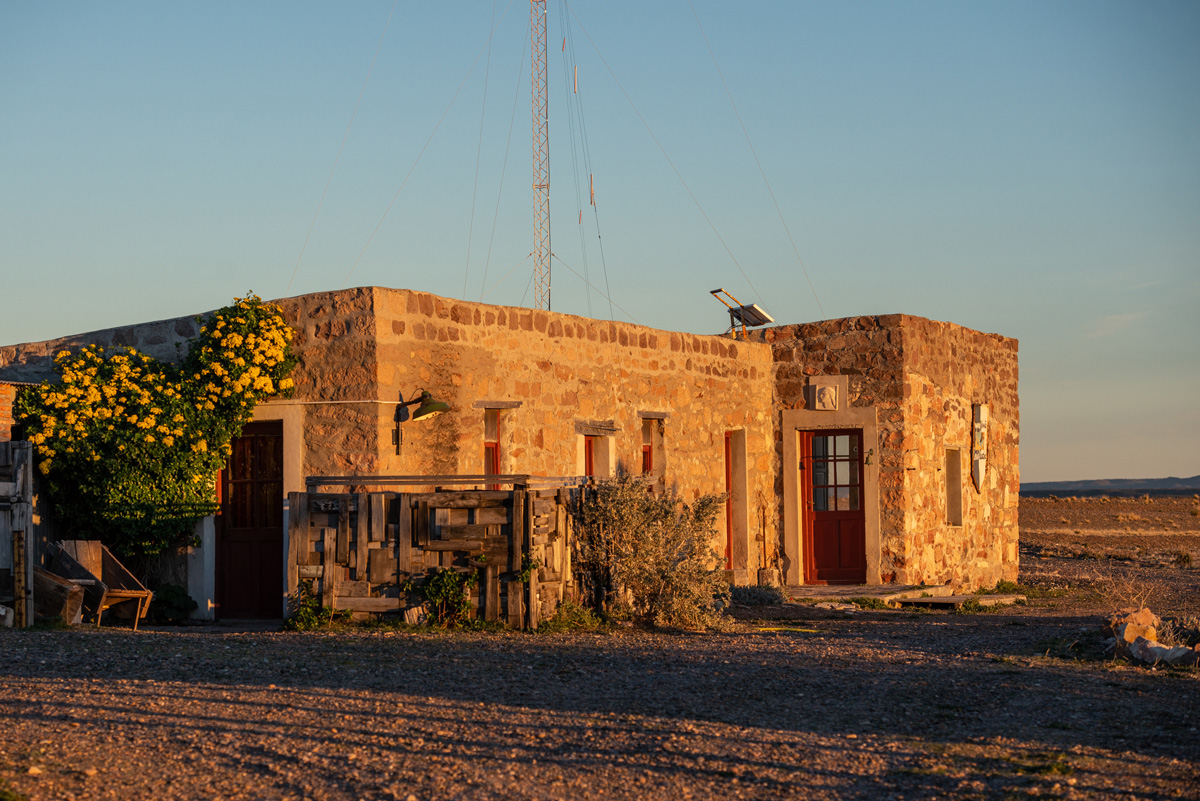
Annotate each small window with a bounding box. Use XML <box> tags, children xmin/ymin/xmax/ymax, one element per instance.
<box><xmin>945</xmin><ymin>448</ymin><xmax>963</xmax><ymax>526</ymax></box>
<box><xmin>584</xmin><ymin>435</ymin><xmax>597</xmax><ymax>477</ymax></box>
<box><xmin>484</xmin><ymin>409</ymin><xmax>500</xmax><ymax>490</ymax></box>
<box><xmin>641</xmin><ymin>419</ymin><xmax>654</xmax><ymax>474</ymax></box>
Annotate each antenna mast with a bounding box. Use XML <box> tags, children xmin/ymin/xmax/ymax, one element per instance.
<box><xmin>530</xmin><ymin>0</ymin><xmax>551</xmax><ymax>309</ymax></box>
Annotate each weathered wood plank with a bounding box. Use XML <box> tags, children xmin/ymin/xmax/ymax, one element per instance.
<box><xmin>321</xmin><ymin>527</ymin><xmax>337</xmax><ymax>608</ymax></box>
<box><xmin>416</xmin><ymin>500</ymin><xmax>430</xmax><ymax>547</ymax></box>
<box><xmin>510</xmin><ymin>490</ymin><xmax>525</xmax><ymax>573</ymax></box>
<box><xmin>532</xmin><ymin>498</ymin><xmax>555</xmax><ymax>516</ymax></box>
<box><xmin>339</xmin><ymin>580</ymin><xmax>370</xmax><ymax>598</ymax></box>
<box><xmin>333</xmin><ymin>596</ymin><xmax>402</xmax><ymax>612</ymax></box>
<box><xmin>369</xmin><ymin>493</ymin><xmax>386</xmax><ymax>542</ymax></box>
<box><xmin>423</xmin><ymin>540</ymin><xmax>484</xmax><ymax>552</ymax></box>
<box><xmin>505</xmin><ymin>579</ymin><xmax>524</xmax><ymax>630</ymax></box>
<box><xmin>396</xmin><ymin>494</ymin><xmax>413</xmax><ymax>573</ymax></box>
<box><xmin>355</xmin><ymin>493</ymin><xmax>370</xmax><ymax>579</ymax></box>
<box><xmin>336</xmin><ymin>501</ymin><xmax>351</xmax><ymax>565</ymax></box>
<box><xmin>439</xmin><ymin>524</ymin><xmax>492</xmax><ymax>538</ymax></box>
<box><xmin>485</xmin><ymin>564</ymin><xmax>499</xmax><ymax>622</ymax></box>
<box><xmin>298</xmin><ymin>565</ymin><xmax>324</xmax><ymax>579</ymax></box>
<box><xmin>368</xmin><ymin>551</ymin><xmax>397</xmax><ymax>584</ymax></box>
<box><xmin>407</xmin><ymin>491</ymin><xmax>510</xmax><ymax>508</ymax></box>
<box><xmin>527</xmin><ymin>568</ymin><xmax>540</xmax><ymax>630</ymax></box>
<box><xmin>475</xmin><ymin>506</ymin><xmax>508</xmax><ymax>525</ymax></box>
<box><xmin>287</xmin><ymin>492</ymin><xmax>306</xmax><ymax>601</ymax></box>
<box><xmin>12</xmin><ymin>525</ymin><xmax>28</xmax><ymax>627</ymax></box>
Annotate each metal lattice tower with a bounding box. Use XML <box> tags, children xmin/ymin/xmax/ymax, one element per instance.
<box><xmin>530</xmin><ymin>0</ymin><xmax>551</xmax><ymax>309</ymax></box>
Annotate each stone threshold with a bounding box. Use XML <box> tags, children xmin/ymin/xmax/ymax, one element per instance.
<box><xmin>893</xmin><ymin>594</ymin><xmax>1027</xmax><ymax>610</ymax></box>
<box><xmin>783</xmin><ymin>584</ymin><xmax>955</xmax><ymax>603</ymax></box>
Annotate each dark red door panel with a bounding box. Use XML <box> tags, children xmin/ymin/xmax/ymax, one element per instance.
<box><xmin>801</xmin><ymin>429</ymin><xmax>866</xmax><ymax>584</ymax></box>
<box><xmin>217</xmin><ymin>421</ymin><xmax>283</xmax><ymax>618</ymax></box>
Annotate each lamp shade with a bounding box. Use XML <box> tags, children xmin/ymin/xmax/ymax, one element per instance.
<box><xmin>411</xmin><ymin>391</ymin><xmax>449</xmax><ymax>421</ymax></box>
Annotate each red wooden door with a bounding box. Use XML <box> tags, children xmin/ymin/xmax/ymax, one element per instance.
<box><xmin>217</xmin><ymin>421</ymin><xmax>284</xmax><ymax>618</ymax></box>
<box><xmin>800</xmin><ymin>429</ymin><xmax>866</xmax><ymax>584</ymax></box>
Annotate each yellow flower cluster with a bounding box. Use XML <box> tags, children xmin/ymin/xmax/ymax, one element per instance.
<box><xmin>15</xmin><ymin>293</ymin><xmax>297</xmax><ymax>557</ymax></box>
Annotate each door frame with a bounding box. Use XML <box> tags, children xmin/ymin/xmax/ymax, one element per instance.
<box><xmin>799</xmin><ymin>428</ymin><xmax>867</xmax><ymax>584</ymax></box>
<box><xmin>781</xmin><ymin>406</ymin><xmax>881</xmax><ymax>586</ymax></box>
<box><xmin>215</xmin><ymin>420</ymin><xmax>285</xmax><ymax>619</ymax></box>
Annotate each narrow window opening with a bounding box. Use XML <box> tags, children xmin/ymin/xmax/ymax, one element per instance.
<box><xmin>484</xmin><ymin>409</ymin><xmax>500</xmax><ymax>490</ymax></box>
<box><xmin>642</xmin><ymin>419</ymin><xmax>653</xmax><ymax>475</ymax></box>
<box><xmin>584</xmin><ymin>435</ymin><xmax>596</xmax><ymax>478</ymax></box>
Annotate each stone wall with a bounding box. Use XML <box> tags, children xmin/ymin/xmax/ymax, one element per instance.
<box><xmin>364</xmin><ymin>288</ymin><xmax>779</xmax><ymax>575</ymax></box>
<box><xmin>0</xmin><ymin>383</ymin><xmax>17</xmax><ymax>441</ymax></box>
<box><xmin>0</xmin><ymin>288</ymin><xmax>1017</xmax><ymax>589</ymax></box>
<box><xmin>754</xmin><ymin>314</ymin><xmax>1018</xmax><ymax>589</ymax></box>
<box><xmin>754</xmin><ymin>316</ymin><xmax>908</xmax><ymax>581</ymax></box>
<box><xmin>0</xmin><ymin>317</ymin><xmax>199</xmax><ymax>385</ymax></box>
<box><xmin>899</xmin><ymin>317</ymin><xmax>1019</xmax><ymax>589</ymax></box>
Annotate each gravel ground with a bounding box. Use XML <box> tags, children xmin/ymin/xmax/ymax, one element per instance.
<box><xmin>3</xmin><ymin>511</ymin><xmax>1199</xmax><ymax>801</ymax></box>
<box><xmin>3</xmin><ymin>604</ymin><xmax>1198</xmax><ymax>800</ymax></box>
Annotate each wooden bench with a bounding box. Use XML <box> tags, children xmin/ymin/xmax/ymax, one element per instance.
<box><xmin>50</xmin><ymin>541</ymin><xmax>153</xmax><ymax>630</ymax></box>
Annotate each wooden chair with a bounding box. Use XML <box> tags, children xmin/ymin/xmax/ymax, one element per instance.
<box><xmin>50</xmin><ymin>541</ymin><xmax>153</xmax><ymax>630</ymax></box>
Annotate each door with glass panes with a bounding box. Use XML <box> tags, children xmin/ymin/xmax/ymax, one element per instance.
<box><xmin>799</xmin><ymin>429</ymin><xmax>866</xmax><ymax>584</ymax></box>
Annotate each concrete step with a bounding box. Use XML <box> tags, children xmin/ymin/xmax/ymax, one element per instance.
<box><xmin>894</xmin><ymin>594</ymin><xmax>1026</xmax><ymax>610</ymax></box>
<box><xmin>783</xmin><ymin>584</ymin><xmax>955</xmax><ymax>603</ymax></box>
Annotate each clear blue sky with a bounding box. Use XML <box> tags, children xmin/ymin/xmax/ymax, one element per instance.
<box><xmin>2</xmin><ymin>1</ymin><xmax>1197</xmax><ymax>483</ymax></box>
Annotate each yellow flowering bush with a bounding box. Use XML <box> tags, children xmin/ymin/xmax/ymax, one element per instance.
<box><xmin>16</xmin><ymin>294</ymin><xmax>296</xmax><ymax>558</ymax></box>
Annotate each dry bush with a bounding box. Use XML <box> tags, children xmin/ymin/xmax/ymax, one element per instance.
<box><xmin>572</xmin><ymin>472</ymin><xmax>730</xmax><ymax>630</ymax></box>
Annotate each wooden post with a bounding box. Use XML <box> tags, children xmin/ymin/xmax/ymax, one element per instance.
<box><xmin>485</xmin><ymin>564</ymin><xmax>499</xmax><ymax>622</ymax></box>
<box><xmin>506</xmin><ymin>578</ymin><xmax>524</xmax><ymax>630</ymax></box>
<box><xmin>321</xmin><ymin>527</ymin><xmax>338</xmax><ymax>609</ymax></box>
<box><xmin>355</xmin><ymin>493</ymin><xmax>370</xmax><ymax>579</ymax></box>
<box><xmin>336</xmin><ymin>499</ymin><xmax>351</xmax><ymax>565</ymax></box>
<box><xmin>510</xmin><ymin>490</ymin><xmax>525</xmax><ymax>573</ymax></box>
<box><xmin>11</xmin><ymin>518</ymin><xmax>27</xmax><ymax>628</ymax></box>
<box><xmin>396</xmin><ymin>494</ymin><xmax>412</xmax><ymax>574</ymax></box>
<box><xmin>286</xmin><ymin>492</ymin><xmax>306</xmax><ymax>600</ymax></box>
<box><xmin>524</xmin><ymin>490</ymin><xmax>539</xmax><ymax>630</ymax></box>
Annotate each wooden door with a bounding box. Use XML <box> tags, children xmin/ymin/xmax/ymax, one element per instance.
<box><xmin>724</xmin><ymin>431</ymin><xmax>733</xmax><ymax>569</ymax></box>
<box><xmin>800</xmin><ymin>429</ymin><xmax>866</xmax><ymax>584</ymax></box>
<box><xmin>217</xmin><ymin>421</ymin><xmax>284</xmax><ymax>618</ymax></box>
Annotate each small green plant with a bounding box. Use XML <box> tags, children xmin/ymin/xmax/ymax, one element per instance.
<box><xmin>847</xmin><ymin>596</ymin><xmax>890</xmax><ymax>610</ymax></box>
<box><xmin>537</xmin><ymin>598</ymin><xmax>605</xmax><ymax>633</ymax></box>
<box><xmin>403</xmin><ymin>569</ymin><xmax>478</xmax><ymax>628</ymax></box>
<box><xmin>953</xmin><ymin>598</ymin><xmax>985</xmax><ymax>614</ymax></box>
<box><xmin>146</xmin><ymin>583</ymin><xmax>198</xmax><ymax>624</ymax></box>
<box><xmin>730</xmin><ymin>585</ymin><xmax>788</xmax><ymax>605</ymax></box>
<box><xmin>516</xmin><ymin>553</ymin><xmax>542</xmax><ymax>584</ymax></box>
<box><xmin>284</xmin><ymin>579</ymin><xmax>351</xmax><ymax>631</ymax></box>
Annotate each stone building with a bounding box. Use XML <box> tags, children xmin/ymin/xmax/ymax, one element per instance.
<box><xmin>0</xmin><ymin>286</ymin><xmax>1018</xmax><ymax>617</ymax></box>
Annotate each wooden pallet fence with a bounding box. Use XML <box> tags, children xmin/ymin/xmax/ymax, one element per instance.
<box><xmin>286</xmin><ymin>482</ymin><xmax>577</xmax><ymax>629</ymax></box>
<box><xmin>0</xmin><ymin>442</ymin><xmax>34</xmax><ymax>627</ymax></box>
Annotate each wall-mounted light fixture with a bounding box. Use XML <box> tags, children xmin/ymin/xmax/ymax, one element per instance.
<box><xmin>393</xmin><ymin>389</ymin><xmax>450</xmax><ymax>453</ymax></box>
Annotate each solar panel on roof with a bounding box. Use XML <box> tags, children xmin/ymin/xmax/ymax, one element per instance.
<box><xmin>730</xmin><ymin>303</ymin><xmax>774</xmax><ymax>327</ymax></box>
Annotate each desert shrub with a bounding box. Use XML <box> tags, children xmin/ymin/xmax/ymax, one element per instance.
<box><xmin>146</xmin><ymin>583</ymin><xmax>198</xmax><ymax>624</ymax></box>
<box><xmin>284</xmin><ymin>579</ymin><xmax>351</xmax><ymax>631</ymax></box>
<box><xmin>403</xmin><ymin>569</ymin><xmax>478</xmax><ymax>628</ymax></box>
<box><xmin>572</xmin><ymin>472</ymin><xmax>729</xmax><ymax>630</ymax></box>
<box><xmin>848</xmin><ymin>596</ymin><xmax>890</xmax><ymax>610</ymax></box>
<box><xmin>537</xmin><ymin>597</ymin><xmax>605</xmax><ymax>633</ymax></box>
<box><xmin>730</xmin><ymin>585</ymin><xmax>788</xmax><ymax>606</ymax></box>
